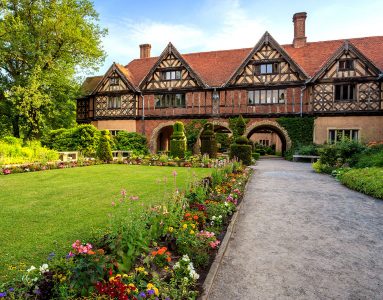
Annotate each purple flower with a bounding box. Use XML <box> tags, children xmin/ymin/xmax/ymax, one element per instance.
<box><xmin>8</xmin><ymin>288</ymin><xmax>14</xmax><ymax>292</ymax></box>
<box><xmin>0</xmin><ymin>292</ymin><xmax>7</xmax><ymax>298</ymax></box>
<box><xmin>47</xmin><ymin>252</ymin><xmax>55</xmax><ymax>260</ymax></box>
<box><xmin>139</xmin><ymin>292</ymin><xmax>146</xmax><ymax>298</ymax></box>
<box><xmin>33</xmin><ymin>289</ymin><xmax>41</xmax><ymax>295</ymax></box>
<box><xmin>65</xmin><ymin>251</ymin><xmax>75</xmax><ymax>259</ymax></box>
<box><xmin>147</xmin><ymin>289</ymin><xmax>155</xmax><ymax>295</ymax></box>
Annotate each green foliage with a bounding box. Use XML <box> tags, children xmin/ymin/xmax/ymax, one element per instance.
<box><xmin>113</xmin><ymin>131</ymin><xmax>149</xmax><ymax>155</ymax></box>
<box><xmin>252</xmin><ymin>152</ymin><xmax>260</xmax><ymax>160</ymax></box>
<box><xmin>96</xmin><ymin>130</ymin><xmax>112</xmax><ymax>162</ymax></box>
<box><xmin>235</xmin><ymin>136</ymin><xmax>249</xmax><ymax>145</ymax></box>
<box><xmin>295</xmin><ymin>144</ymin><xmax>320</xmax><ymax>156</ymax></box>
<box><xmin>42</xmin><ymin>125</ymin><xmax>99</xmax><ymax>157</ymax></box>
<box><xmin>317</xmin><ymin>140</ymin><xmax>366</xmax><ymax>173</ymax></box>
<box><xmin>353</xmin><ymin>145</ymin><xmax>383</xmax><ymax>168</ymax></box>
<box><xmin>170</xmin><ymin>122</ymin><xmax>187</xmax><ymax>158</ymax></box>
<box><xmin>0</xmin><ymin>137</ymin><xmax>58</xmax><ymax>165</ymax></box>
<box><xmin>0</xmin><ymin>0</ymin><xmax>106</xmax><ymax>138</ymax></box>
<box><xmin>229</xmin><ymin>115</ymin><xmax>248</xmax><ymax>139</ymax></box>
<box><xmin>339</xmin><ymin>168</ymin><xmax>383</xmax><ymax>199</ymax></box>
<box><xmin>277</xmin><ymin>117</ymin><xmax>315</xmax><ymax>158</ymax></box>
<box><xmin>230</xmin><ymin>144</ymin><xmax>252</xmax><ymax>165</ymax></box>
<box><xmin>200</xmin><ymin>123</ymin><xmax>217</xmax><ymax>158</ymax></box>
<box><xmin>184</xmin><ymin>119</ymin><xmax>207</xmax><ymax>151</ymax></box>
<box><xmin>216</xmin><ymin>133</ymin><xmax>231</xmax><ymax>152</ymax></box>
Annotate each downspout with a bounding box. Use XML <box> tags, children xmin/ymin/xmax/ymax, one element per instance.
<box><xmin>300</xmin><ymin>83</ymin><xmax>308</xmax><ymax>117</ymax></box>
<box><xmin>140</xmin><ymin>92</ymin><xmax>145</xmax><ymax>135</ymax></box>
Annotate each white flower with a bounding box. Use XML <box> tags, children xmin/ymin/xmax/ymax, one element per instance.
<box><xmin>182</xmin><ymin>255</ymin><xmax>190</xmax><ymax>262</ymax></box>
<box><xmin>27</xmin><ymin>266</ymin><xmax>36</xmax><ymax>273</ymax></box>
<box><xmin>173</xmin><ymin>262</ymin><xmax>180</xmax><ymax>269</ymax></box>
<box><xmin>190</xmin><ymin>269</ymin><xmax>200</xmax><ymax>280</ymax></box>
<box><xmin>39</xmin><ymin>263</ymin><xmax>49</xmax><ymax>273</ymax></box>
<box><xmin>212</xmin><ymin>216</ymin><xmax>216</xmax><ymax>220</ymax></box>
<box><xmin>224</xmin><ymin>202</ymin><xmax>229</xmax><ymax>207</ymax></box>
<box><xmin>219</xmin><ymin>215</ymin><xmax>222</xmax><ymax>219</ymax></box>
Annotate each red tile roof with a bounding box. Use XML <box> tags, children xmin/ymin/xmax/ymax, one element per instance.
<box><xmin>85</xmin><ymin>35</ymin><xmax>383</xmax><ymax>93</ymax></box>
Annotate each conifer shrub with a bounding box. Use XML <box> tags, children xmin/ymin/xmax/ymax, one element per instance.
<box><xmin>230</xmin><ymin>136</ymin><xmax>252</xmax><ymax>165</ymax></box>
<box><xmin>96</xmin><ymin>130</ymin><xmax>113</xmax><ymax>162</ymax></box>
<box><xmin>113</xmin><ymin>131</ymin><xmax>149</xmax><ymax>155</ymax></box>
<box><xmin>170</xmin><ymin>122</ymin><xmax>187</xmax><ymax>158</ymax></box>
<box><xmin>200</xmin><ymin>123</ymin><xmax>217</xmax><ymax>158</ymax></box>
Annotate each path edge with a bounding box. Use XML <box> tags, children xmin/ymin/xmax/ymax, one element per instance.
<box><xmin>199</xmin><ymin>165</ymin><xmax>255</xmax><ymax>300</ymax></box>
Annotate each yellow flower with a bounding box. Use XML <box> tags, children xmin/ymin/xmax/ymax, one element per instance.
<box><xmin>153</xmin><ymin>287</ymin><xmax>159</xmax><ymax>296</ymax></box>
<box><xmin>109</xmin><ymin>276</ymin><xmax>115</xmax><ymax>282</ymax></box>
<box><xmin>190</xmin><ymin>230</ymin><xmax>195</xmax><ymax>235</ymax></box>
<box><xmin>191</xmin><ymin>224</ymin><xmax>196</xmax><ymax>229</ymax></box>
<box><xmin>182</xmin><ymin>223</ymin><xmax>188</xmax><ymax>230</ymax></box>
<box><xmin>116</xmin><ymin>274</ymin><xmax>122</xmax><ymax>278</ymax></box>
<box><xmin>168</xmin><ymin>226</ymin><xmax>174</xmax><ymax>232</ymax></box>
<box><xmin>128</xmin><ymin>283</ymin><xmax>136</xmax><ymax>289</ymax></box>
<box><xmin>147</xmin><ymin>283</ymin><xmax>154</xmax><ymax>290</ymax></box>
<box><xmin>122</xmin><ymin>274</ymin><xmax>129</xmax><ymax>278</ymax></box>
<box><xmin>135</xmin><ymin>267</ymin><xmax>145</xmax><ymax>273</ymax></box>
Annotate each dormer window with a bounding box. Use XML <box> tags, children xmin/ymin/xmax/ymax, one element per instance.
<box><xmin>339</xmin><ymin>59</ymin><xmax>354</xmax><ymax>71</ymax></box>
<box><xmin>110</xmin><ymin>77</ymin><xmax>119</xmax><ymax>85</ymax></box>
<box><xmin>255</xmin><ymin>63</ymin><xmax>279</xmax><ymax>75</ymax></box>
<box><xmin>161</xmin><ymin>70</ymin><xmax>181</xmax><ymax>81</ymax></box>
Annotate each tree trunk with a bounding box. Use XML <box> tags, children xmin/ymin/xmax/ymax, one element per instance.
<box><xmin>12</xmin><ymin>115</ymin><xmax>20</xmax><ymax>138</ymax></box>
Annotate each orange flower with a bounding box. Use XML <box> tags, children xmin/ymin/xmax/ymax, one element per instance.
<box><xmin>157</xmin><ymin>247</ymin><xmax>167</xmax><ymax>255</ymax></box>
<box><xmin>97</xmin><ymin>249</ymin><xmax>105</xmax><ymax>255</ymax></box>
<box><xmin>166</xmin><ymin>256</ymin><xmax>171</xmax><ymax>262</ymax></box>
<box><xmin>151</xmin><ymin>251</ymin><xmax>157</xmax><ymax>256</ymax></box>
<box><xmin>88</xmin><ymin>250</ymin><xmax>95</xmax><ymax>255</ymax></box>
<box><xmin>193</xmin><ymin>215</ymin><xmax>199</xmax><ymax>220</ymax></box>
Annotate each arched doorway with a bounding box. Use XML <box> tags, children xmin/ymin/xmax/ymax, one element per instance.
<box><xmin>150</xmin><ymin>121</ymin><xmax>175</xmax><ymax>153</ymax></box>
<box><xmin>245</xmin><ymin>121</ymin><xmax>291</xmax><ymax>155</ymax></box>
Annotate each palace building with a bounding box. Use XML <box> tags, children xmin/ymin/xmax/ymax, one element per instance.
<box><xmin>77</xmin><ymin>12</ymin><xmax>383</xmax><ymax>154</ymax></box>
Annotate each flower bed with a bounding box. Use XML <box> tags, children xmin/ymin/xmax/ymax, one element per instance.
<box><xmin>0</xmin><ymin>162</ymin><xmax>251</xmax><ymax>299</ymax></box>
<box><xmin>0</xmin><ymin>154</ymin><xmax>229</xmax><ymax>176</ymax></box>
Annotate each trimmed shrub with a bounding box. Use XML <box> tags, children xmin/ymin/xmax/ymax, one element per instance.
<box><xmin>230</xmin><ymin>135</ymin><xmax>252</xmax><ymax>165</ymax></box>
<box><xmin>252</xmin><ymin>152</ymin><xmax>260</xmax><ymax>160</ymax></box>
<box><xmin>216</xmin><ymin>133</ymin><xmax>231</xmax><ymax>152</ymax></box>
<box><xmin>170</xmin><ymin>122</ymin><xmax>187</xmax><ymax>158</ymax></box>
<box><xmin>353</xmin><ymin>145</ymin><xmax>383</xmax><ymax>168</ymax></box>
<box><xmin>96</xmin><ymin>130</ymin><xmax>113</xmax><ymax>162</ymax></box>
<box><xmin>114</xmin><ymin>131</ymin><xmax>149</xmax><ymax>155</ymax></box>
<box><xmin>200</xmin><ymin>123</ymin><xmax>217</xmax><ymax>158</ymax></box>
<box><xmin>339</xmin><ymin>168</ymin><xmax>383</xmax><ymax>199</ymax></box>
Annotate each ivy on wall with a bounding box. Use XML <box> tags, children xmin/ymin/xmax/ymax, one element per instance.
<box><xmin>184</xmin><ymin>119</ymin><xmax>207</xmax><ymax>151</ymax></box>
<box><xmin>277</xmin><ymin>116</ymin><xmax>315</xmax><ymax>151</ymax></box>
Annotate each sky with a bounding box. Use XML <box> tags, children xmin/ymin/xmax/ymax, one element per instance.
<box><xmin>87</xmin><ymin>0</ymin><xmax>383</xmax><ymax>76</ymax></box>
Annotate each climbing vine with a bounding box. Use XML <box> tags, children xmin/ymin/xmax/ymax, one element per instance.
<box><xmin>184</xmin><ymin>119</ymin><xmax>207</xmax><ymax>151</ymax></box>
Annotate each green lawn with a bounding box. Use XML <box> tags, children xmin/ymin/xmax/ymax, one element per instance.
<box><xmin>0</xmin><ymin>165</ymin><xmax>211</xmax><ymax>282</ymax></box>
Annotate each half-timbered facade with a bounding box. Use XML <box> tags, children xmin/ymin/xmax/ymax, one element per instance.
<box><xmin>77</xmin><ymin>12</ymin><xmax>383</xmax><ymax>153</ymax></box>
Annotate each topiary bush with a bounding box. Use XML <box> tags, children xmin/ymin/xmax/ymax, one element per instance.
<box><xmin>113</xmin><ymin>131</ymin><xmax>149</xmax><ymax>155</ymax></box>
<box><xmin>96</xmin><ymin>130</ymin><xmax>113</xmax><ymax>162</ymax></box>
<box><xmin>200</xmin><ymin>123</ymin><xmax>217</xmax><ymax>158</ymax></box>
<box><xmin>230</xmin><ymin>135</ymin><xmax>252</xmax><ymax>165</ymax></box>
<box><xmin>252</xmin><ymin>152</ymin><xmax>260</xmax><ymax>160</ymax></box>
<box><xmin>170</xmin><ymin>122</ymin><xmax>187</xmax><ymax>158</ymax></box>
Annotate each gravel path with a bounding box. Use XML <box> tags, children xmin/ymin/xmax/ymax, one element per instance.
<box><xmin>207</xmin><ymin>159</ymin><xmax>383</xmax><ymax>300</ymax></box>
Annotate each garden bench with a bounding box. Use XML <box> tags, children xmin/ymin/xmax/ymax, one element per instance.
<box><xmin>293</xmin><ymin>155</ymin><xmax>320</xmax><ymax>162</ymax></box>
<box><xmin>58</xmin><ymin>151</ymin><xmax>78</xmax><ymax>162</ymax></box>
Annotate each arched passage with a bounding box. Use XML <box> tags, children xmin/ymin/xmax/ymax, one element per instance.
<box><xmin>245</xmin><ymin>121</ymin><xmax>291</xmax><ymax>155</ymax></box>
<box><xmin>150</xmin><ymin>121</ymin><xmax>175</xmax><ymax>153</ymax></box>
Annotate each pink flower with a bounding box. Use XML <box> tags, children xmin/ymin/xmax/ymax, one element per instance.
<box><xmin>172</xmin><ymin>170</ymin><xmax>177</xmax><ymax>177</ymax></box>
<box><xmin>111</xmin><ymin>201</ymin><xmax>116</xmax><ymax>206</ymax></box>
<box><xmin>129</xmin><ymin>195</ymin><xmax>139</xmax><ymax>201</ymax></box>
<box><xmin>121</xmin><ymin>189</ymin><xmax>127</xmax><ymax>197</ymax></box>
<box><xmin>209</xmin><ymin>240</ymin><xmax>221</xmax><ymax>249</ymax></box>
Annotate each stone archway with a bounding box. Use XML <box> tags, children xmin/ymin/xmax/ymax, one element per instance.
<box><xmin>149</xmin><ymin>121</ymin><xmax>176</xmax><ymax>153</ymax></box>
<box><xmin>245</xmin><ymin>120</ymin><xmax>291</xmax><ymax>154</ymax></box>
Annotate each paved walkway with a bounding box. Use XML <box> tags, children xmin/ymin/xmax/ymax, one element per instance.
<box><xmin>207</xmin><ymin>159</ymin><xmax>383</xmax><ymax>300</ymax></box>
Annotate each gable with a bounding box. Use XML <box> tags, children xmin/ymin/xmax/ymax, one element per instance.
<box><xmin>92</xmin><ymin>64</ymin><xmax>137</xmax><ymax>94</ymax></box>
<box><xmin>311</xmin><ymin>41</ymin><xmax>381</xmax><ymax>82</ymax></box>
<box><xmin>226</xmin><ymin>32</ymin><xmax>308</xmax><ymax>87</ymax></box>
<box><xmin>139</xmin><ymin>43</ymin><xmax>207</xmax><ymax>91</ymax></box>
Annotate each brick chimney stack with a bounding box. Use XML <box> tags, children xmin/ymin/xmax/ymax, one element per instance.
<box><xmin>293</xmin><ymin>12</ymin><xmax>307</xmax><ymax>48</ymax></box>
<box><xmin>139</xmin><ymin>44</ymin><xmax>151</xmax><ymax>59</ymax></box>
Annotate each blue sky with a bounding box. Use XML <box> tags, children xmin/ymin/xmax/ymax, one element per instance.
<box><xmin>88</xmin><ymin>0</ymin><xmax>383</xmax><ymax>76</ymax></box>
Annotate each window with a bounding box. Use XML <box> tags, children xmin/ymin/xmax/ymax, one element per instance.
<box><xmin>255</xmin><ymin>63</ymin><xmax>279</xmax><ymax>75</ymax></box>
<box><xmin>161</xmin><ymin>70</ymin><xmax>181</xmax><ymax>81</ymax></box>
<box><xmin>248</xmin><ymin>89</ymin><xmax>286</xmax><ymax>105</ymax></box>
<box><xmin>339</xmin><ymin>59</ymin><xmax>354</xmax><ymax>71</ymax></box>
<box><xmin>328</xmin><ymin>129</ymin><xmax>359</xmax><ymax>144</ymax></box>
<box><xmin>110</xmin><ymin>130</ymin><xmax>121</xmax><ymax>136</ymax></box>
<box><xmin>259</xmin><ymin>139</ymin><xmax>270</xmax><ymax>146</ymax></box>
<box><xmin>335</xmin><ymin>84</ymin><xmax>355</xmax><ymax>101</ymax></box>
<box><xmin>108</xmin><ymin>96</ymin><xmax>121</xmax><ymax>109</ymax></box>
<box><xmin>110</xmin><ymin>77</ymin><xmax>119</xmax><ymax>85</ymax></box>
<box><xmin>155</xmin><ymin>94</ymin><xmax>186</xmax><ymax>108</ymax></box>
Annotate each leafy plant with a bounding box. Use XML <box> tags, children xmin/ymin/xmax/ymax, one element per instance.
<box><xmin>113</xmin><ymin>131</ymin><xmax>149</xmax><ymax>155</ymax></box>
<box><xmin>170</xmin><ymin>122</ymin><xmax>187</xmax><ymax>158</ymax></box>
<box><xmin>96</xmin><ymin>130</ymin><xmax>113</xmax><ymax>162</ymax></box>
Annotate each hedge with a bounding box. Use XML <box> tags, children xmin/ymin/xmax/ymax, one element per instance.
<box><xmin>170</xmin><ymin>122</ymin><xmax>187</xmax><ymax>158</ymax></box>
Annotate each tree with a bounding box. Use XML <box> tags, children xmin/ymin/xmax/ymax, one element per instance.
<box><xmin>96</xmin><ymin>130</ymin><xmax>113</xmax><ymax>162</ymax></box>
<box><xmin>0</xmin><ymin>0</ymin><xmax>107</xmax><ymax>139</ymax></box>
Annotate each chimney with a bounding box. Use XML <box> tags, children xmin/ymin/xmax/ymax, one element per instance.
<box><xmin>139</xmin><ymin>44</ymin><xmax>151</xmax><ymax>59</ymax></box>
<box><xmin>293</xmin><ymin>12</ymin><xmax>307</xmax><ymax>48</ymax></box>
